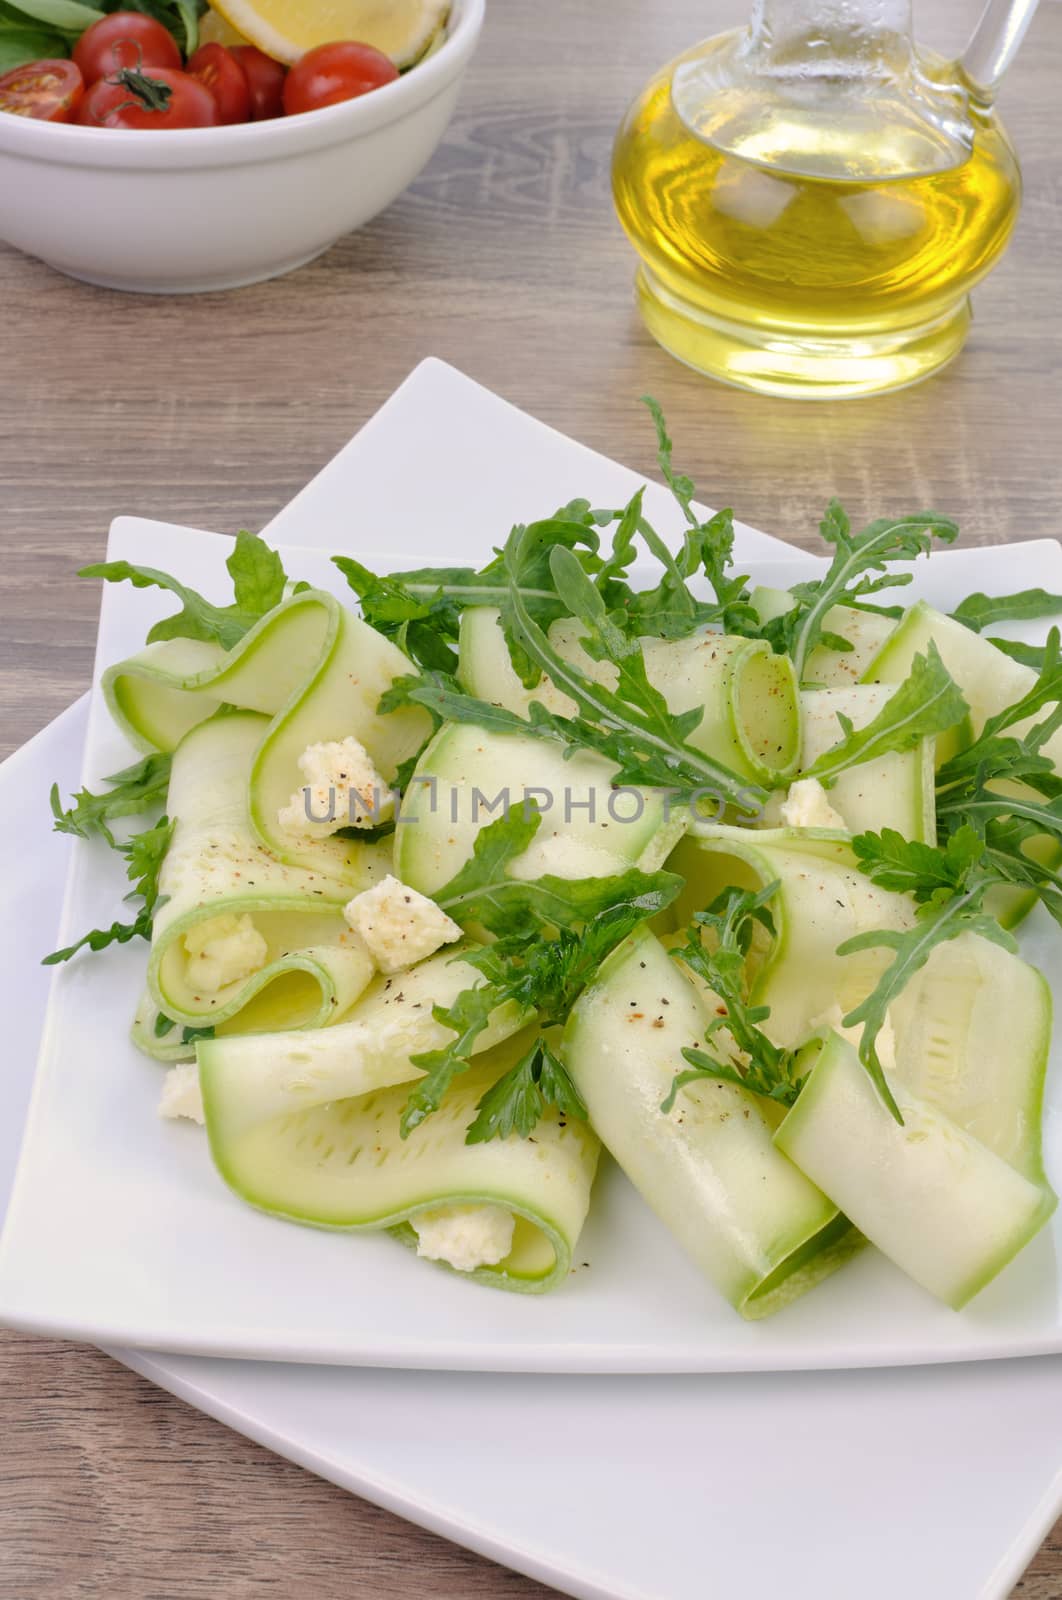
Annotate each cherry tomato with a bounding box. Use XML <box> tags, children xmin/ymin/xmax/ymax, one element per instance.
<box><xmin>73</xmin><ymin>13</ymin><xmax>181</xmax><ymax>85</ymax></box>
<box><xmin>77</xmin><ymin>67</ymin><xmax>220</xmax><ymax>129</ymax></box>
<box><xmin>187</xmin><ymin>42</ymin><xmax>250</xmax><ymax>124</ymax></box>
<box><xmin>230</xmin><ymin>45</ymin><xmax>285</xmax><ymax>121</ymax></box>
<box><xmin>282</xmin><ymin>41</ymin><xmax>397</xmax><ymax>116</ymax></box>
<box><xmin>0</xmin><ymin>59</ymin><xmax>84</xmax><ymax>122</ymax></box>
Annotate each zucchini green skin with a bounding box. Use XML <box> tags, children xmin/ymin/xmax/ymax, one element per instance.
<box><xmin>103</xmin><ymin>588</ymin><xmax>430</xmax><ymax>880</ymax></box>
<box><xmin>147</xmin><ymin>713</ymin><xmax>384</xmax><ymax>1032</ymax></box>
<box><xmin>200</xmin><ymin>1021</ymin><xmax>598</xmax><ymax>1294</ymax></box>
<box><xmin>457</xmin><ymin>607</ymin><xmax>800</xmax><ymax>785</ymax></box>
<box><xmin>776</xmin><ymin>1032</ymin><xmax>1057</xmax><ymax>1310</ymax></box>
<box><xmin>562</xmin><ymin>928</ymin><xmax>856</xmax><ymax>1318</ymax></box>
<box><xmin>668</xmin><ymin>827</ymin><xmax>917</xmax><ymax>1047</ymax></box>
<box><xmin>393</xmin><ymin>719</ymin><xmax>684</xmax><ymax>898</ymax></box>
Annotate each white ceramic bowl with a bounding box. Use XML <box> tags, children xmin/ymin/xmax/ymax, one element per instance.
<box><xmin>0</xmin><ymin>0</ymin><xmax>483</xmax><ymax>293</ymax></box>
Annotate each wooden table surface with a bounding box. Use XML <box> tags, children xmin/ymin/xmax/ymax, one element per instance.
<box><xmin>1</xmin><ymin>0</ymin><xmax>1060</xmax><ymax>1594</ymax></box>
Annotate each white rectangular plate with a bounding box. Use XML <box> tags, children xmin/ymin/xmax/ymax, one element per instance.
<box><xmin>1</xmin><ymin>358</ymin><xmax>1060</xmax><ymax>1373</ymax></box>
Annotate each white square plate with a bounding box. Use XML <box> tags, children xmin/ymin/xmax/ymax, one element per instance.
<box><xmin>1</xmin><ymin>359</ymin><xmax>1060</xmax><ymax>1373</ymax></box>
<box><xmin>5</xmin><ymin>690</ymin><xmax>1062</xmax><ymax>1600</ymax></box>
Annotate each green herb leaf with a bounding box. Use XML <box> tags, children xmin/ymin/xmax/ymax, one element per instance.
<box><xmin>641</xmin><ymin>397</ymin><xmax>760</xmax><ymax>635</ymax></box>
<box><xmin>50</xmin><ymin>751</ymin><xmax>172</xmax><ymax>847</ymax></box>
<box><xmin>401</xmin><ymin>882</ymin><xmax>677</xmax><ymax>1143</ymax></box>
<box><xmin>226</xmin><ymin>528</ymin><xmax>287</xmax><ymax>617</ymax></box>
<box><xmin>952</xmin><ymin>588</ymin><xmax>1062</xmax><ymax>633</ymax></box>
<box><xmin>2</xmin><ymin>0</ymin><xmax>100</xmax><ymax>29</ymax></box>
<box><xmin>465</xmin><ymin>1036</ymin><xmax>588</xmax><ymax>1144</ymax></box>
<box><xmin>0</xmin><ymin>15</ymin><xmax>70</xmax><ymax>69</ymax></box>
<box><xmin>401</xmin><ymin>982</ymin><xmax>504</xmax><ymax>1138</ymax></box>
<box><xmin>987</xmin><ymin>637</ymin><xmax>1052</xmax><ymax>670</ymax></box>
<box><xmin>43</xmin><ymin>815</ymin><xmax>174</xmax><ymax>966</ymax></box>
<box><xmin>777</xmin><ymin>504</ymin><xmax>959</xmax><ymax>681</ymax></box>
<box><xmin>663</xmin><ymin>883</ymin><xmax>805</xmax><ymax>1112</ymax></box>
<box><xmin>495</xmin><ymin>521</ymin><xmax>768</xmax><ymax>808</ymax></box>
<box><xmin>81</xmin><ymin>531</ymin><xmax>297</xmax><ymax>651</ymax></box>
<box><xmin>432</xmin><ymin>810</ymin><xmax>683</xmax><ymax>939</ymax></box>
<box><xmin>803</xmin><ymin>643</ymin><xmax>968</xmax><ymax>784</ymax></box>
<box><xmin>43</xmin><ymin>907</ymin><xmax>155</xmax><ymax>967</ymax></box>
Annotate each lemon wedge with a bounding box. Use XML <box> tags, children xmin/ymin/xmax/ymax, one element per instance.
<box><xmin>198</xmin><ymin>9</ymin><xmax>250</xmax><ymax>48</ymax></box>
<box><xmin>208</xmin><ymin>0</ymin><xmax>450</xmax><ymax>68</ymax></box>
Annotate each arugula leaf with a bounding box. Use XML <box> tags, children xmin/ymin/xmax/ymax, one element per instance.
<box><xmin>802</xmin><ymin>643</ymin><xmax>968</xmax><ymax>784</ymax></box>
<box><xmin>152</xmin><ymin>1012</ymin><xmax>215</xmax><ymax>1044</ymax></box>
<box><xmin>120</xmin><ymin>814</ymin><xmax>174</xmax><ymax>916</ymax></box>
<box><xmin>43</xmin><ymin>815</ymin><xmax>174</xmax><ymax>966</ymax></box>
<box><xmin>402</xmin><ymin>882</ymin><xmax>679</xmax><ymax>1143</ymax></box>
<box><xmin>43</xmin><ymin>908</ymin><xmax>155</xmax><ymax>967</ymax></box>
<box><xmin>774</xmin><ymin>502</ymin><xmax>958</xmax><ymax>681</ymax></box>
<box><xmin>662</xmin><ymin>884</ymin><xmax>806</xmax><ymax>1112</ymax></box>
<box><xmin>641</xmin><ymin>397</ymin><xmax>760</xmax><ymax>635</ymax></box>
<box><xmin>465</xmin><ymin>1035</ymin><xmax>587</xmax><ymax>1144</ymax></box>
<box><xmin>839</xmin><ymin>825</ymin><xmax>1019</xmax><ymax>1121</ymax></box>
<box><xmin>493</xmin><ymin>521</ymin><xmax>768</xmax><ymax>809</ymax></box>
<box><xmin>335</xmin><ymin>509</ymin><xmax>605</xmax><ymax>680</ymax></box>
<box><xmin>81</xmin><ymin>530</ymin><xmax>297</xmax><ymax>651</ymax></box>
<box><xmin>432</xmin><ymin>810</ymin><xmax>683</xmax><ymax>939</ymax></box>
<box><xmin>400</xmin><ymin>982</ymin><xmax>505</xmax><ymax>1138</ymax></box>
<box><xmin>951</xmin><ymin>588</ymin><xmax>1062</xmax><ymax>633</ymax></box>
<box><xmin>50</xmin><ymin>751</ymin><xmax>171</xmax><ymax>847</ymax></box>
<box><xmin>226</xmin><ymin>528</ymin><xmax>287</xmax><ymax>617</ymax></box>
<box><xmin>987</xmin><ymin>637</ymin><xmax>1052</xmax><ymax>670</ymax></box>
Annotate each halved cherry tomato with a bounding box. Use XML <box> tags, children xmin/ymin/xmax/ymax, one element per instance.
<box><xmin>77</xmin><ymin>66</ymin><xmax>219</xmax><ymax>129</ymax></box>
<box><xmin>230</xmin><ymin>45</ymin><xmax>285</xmax><ymax>121</ymax></box>
<box><xmin>282</xmin><ymin>41</ymin><xmax>397</xmax><ymax>117</ymax></box>
<box><xmin>0</xmin><ymin>59</ymin><xmax>84</xmax><ymax>122</ymax></box>
<box><xmin>73</xmin><ymin>13</ymin><xmax>181</xmax><ymax>85</ymax></box>
<box><xmin>187</xmin><ymin>42</ymin><xmax>251</xmax><ymax>125</ymax></box>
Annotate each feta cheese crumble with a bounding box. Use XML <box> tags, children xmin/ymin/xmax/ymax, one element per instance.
<box><xmin>158</xmin><ymin>1063</ymin><xmax>205</xmax><ymax>1124</ymax></box>
<box><xmin>412</xmin><ymin>1204</ymin><xmax>515</xmax><ymax>1272</ymax></box>
<box><xmin>277</xmin><ymin>736</ymin><xmax>387</xmax><ymax>836</ymax></box>
<box><xmin>780</xmin><ymin>776</ymin><xmax>847</xmax><ymax>831</ymax></box>
<box><xmin>184</xmin><ymin>912</ymin><xmax>268</xmax><ymax>994</ymax></box>
<box><xmin>343</xmin><ymin>874</ymin><xmax>461</xmax><ymax>974</ymax></box>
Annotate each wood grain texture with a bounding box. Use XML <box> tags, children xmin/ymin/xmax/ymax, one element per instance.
<box><xmin>1</xmin><ymin>0</ymin><xmax>1060</xmax><ymax>1595</ymax></box>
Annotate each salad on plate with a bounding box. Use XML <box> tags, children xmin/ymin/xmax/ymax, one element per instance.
<box><xmin>46</xmin><ymin>405</ymin><xmax>1062</xmax><ymax>1320</ymax></box>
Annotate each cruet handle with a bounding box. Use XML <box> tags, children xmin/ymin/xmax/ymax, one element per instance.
<box><xmin>960</xmin><ymin>0</ymin><xmax>1040</xmax><ymax>102</ymax></box>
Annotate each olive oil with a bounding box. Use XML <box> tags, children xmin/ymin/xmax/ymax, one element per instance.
<box><xmin>612</xmin><ymin>58</ymin><xmax>1021</xmax><ymax>398</ymax></box>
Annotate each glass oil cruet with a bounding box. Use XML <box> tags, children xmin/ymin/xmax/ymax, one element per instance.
<box><xmin>612</xmin><ymin>0</ymin><xmax>1039</xmax><ymax>398</ymax></box>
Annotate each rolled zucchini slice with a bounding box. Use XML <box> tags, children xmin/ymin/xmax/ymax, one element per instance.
<box><xmin>562</xmin><ymin>929</ymin><xmax>854</xmax><ymax>1317</ymax></box>
<box><xmin>457</xmin><ymin>607</ymin><xmax>800</xmax><ymax>785</ymax></box>
<box><xmin>668</xmin><ymin>827</ymin><xmax>917</xmax><ymax>1047</ymax></box>
<box><xmin>760</xmin><ymin>684</ymin><xmax>936</xmax><ymax>842</ymax></box>
<box><xmin>863</xmin><ymin>600</ymin><xmax>1056</xmax><ymax>766</ymax></box>
<box><xmin>749</xmin><ymin>588</ymin><xmax>898</xmax><ymax>688</ymax></box>
<box><xmin>102</xmin><ymin>588</ymin><xmax>430</xmax><ymax>879</ymax></box>
<box><xmin>888</xmin><ymin>931</ymin><xmax>1053</xmax><ymax>1183</ymax></box>
<box><xmin>147</xmin><ymin>712</ymin><xmax>383</xmax><ymax>1033</ymax></box>
<box><xmin>394</xmin><ymin>719</ymin><xmax>682</xmax><ymax>897</ymax></box>
<box><xmin>775</xmin><ymin>1032</ymin><xmax>1056</xmax><ymax>1310</ymax></box>
<box><xmin>200</xmin><ymin>1017</ymin><xmax>598</xmax><ymax>1295</ymax></box>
